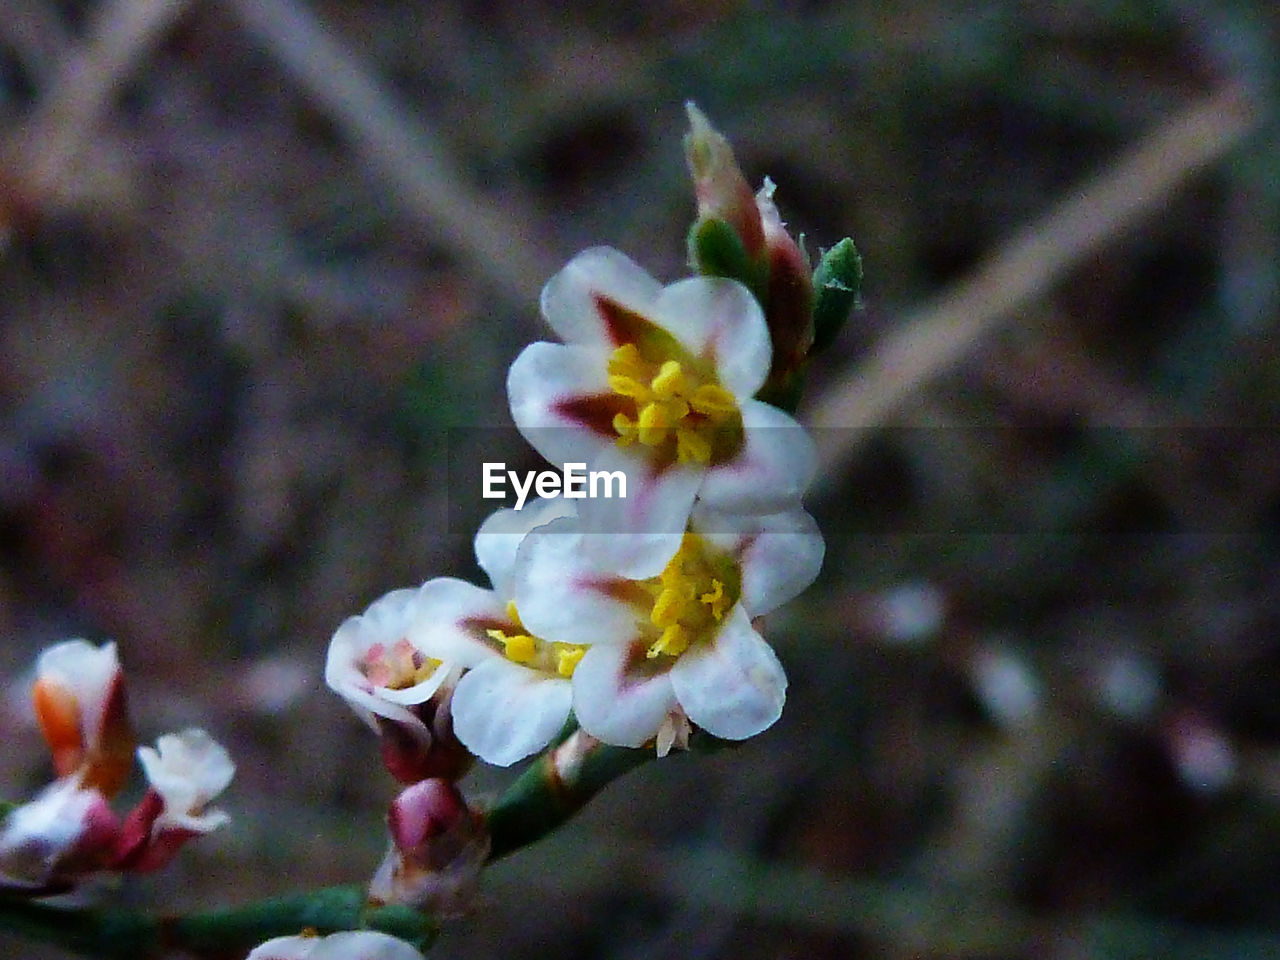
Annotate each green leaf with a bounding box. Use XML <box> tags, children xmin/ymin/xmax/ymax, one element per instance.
<box><xmin>688</xmin><ymin>217</ymin><xmax>767</xmax><ymax>297</ymax></box>
<box><xmin>811</xmin><ymin>238</ymin><xmax>863</xmax><ymax>355</ymax></box>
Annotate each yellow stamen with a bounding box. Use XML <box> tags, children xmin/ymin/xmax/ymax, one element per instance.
<box><xmin>641</xmin><ymin>536</ymin><xmax>741</xmax><ymax>660</ymax></box>
<box><xmin>604</xmin><ymin>343</ymin><xmax>741</xmax><ymax>465</ymax></box>
<box><xmin>553</xmin><ymin>643</ymin><xmax>586</xmax><ymax>677</ymax></box>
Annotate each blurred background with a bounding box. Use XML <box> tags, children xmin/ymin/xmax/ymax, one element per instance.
<box><xmin>2</xmin><ymin>1</ymin><xmax>1280</xmax><ymax>957</ymax></box>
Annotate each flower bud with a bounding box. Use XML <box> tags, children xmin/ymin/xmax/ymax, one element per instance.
<box><xmin>31</xmin><ymin>640</ymin><xmax>134</xmax><ymax>797</ymax></box>
<box><xmin>684</xmin><ymin>102</ymin><xmax>764</xmax><ymax>262</ymax></box>
<box><xmin>368</xmin><ymin>779</ymin><xmax>489</xmax><ymax>917</ymax></box>
<box><xmin>0</xmin><ymin>779</ymin><xmax>120</xmax><ymax>893</ymax></box>
<box><xmin>756</xmin><ymin>178</ymin><xmax>815</xmax><ymax>389</ymax></box>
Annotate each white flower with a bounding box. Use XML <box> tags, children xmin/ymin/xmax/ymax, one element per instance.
<box><xmin>411</xmin><ymin>498</ymin><xmax>580</xmax><ymax>767</ymax></box>
<box><xmin>513</xmin><ymin>502</ymin><xmax>823</xmax><ymax>747</ymax></box>
<box><xmin>136</xmin><ymin>728</ymin><xmax>234</xmax><ymax>834</ymax></box>
<box><xmin>324</xmin><ymin>589</ymin><xmax>456</xmax><ymax>741</ymax></box>
<box><xmin>247</xmin><ymin>931</ymin><xmax>426</xmax><ymax>960</ymax></box>
<box><xmin>32</xmin><ymin>639</ymin><xmax>133</xmax><ymax>796</ymax></box>
<box><xmin>0</xmin><ymin>778</ymin><xmax>118</xmax><ymax>890</ymax></box>
<box><xmin>508</xmin><ymin>247</ymin><xmax>817</xmax><ymax>578</ymax></box>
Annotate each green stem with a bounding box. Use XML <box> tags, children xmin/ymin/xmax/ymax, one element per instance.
<box><xmin>484</xmin><ymin>736</ymin><xmax>653</xmax><ymax>861</ymax></box>
<box><xmin>0</xmin><ymin>885</ymin><xmax>436</xmax><ymax>960</ymax></box>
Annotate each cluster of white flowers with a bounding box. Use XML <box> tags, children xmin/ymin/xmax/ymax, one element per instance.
<box><xmin>0</xmin><ymin>640</ymin><xmax>234</xmax><ymax>892</ymax></box>
<box><xmin>326</xmin><ymin>239</ymin><xmax>823</xmax><ymax>769</ymax></box>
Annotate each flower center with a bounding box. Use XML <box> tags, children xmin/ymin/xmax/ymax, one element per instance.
<box><xmin>362</xmin><ymin>638</ymin><xmax>442</xmax><ymax>690</ymax></box>
<box><xmin>606</xmin><ymin>343</ymin><xmax>740</xmax><ymax>464</ymax></box>
<box><xmin>486</xmin><ymin>601</ymin><xmax>587</xmax><ymax>678</ymax></box>
<box><xmin>642</xmin><ymin>534</ymin><xmax>741</xmax><ymax>659</ymax></box>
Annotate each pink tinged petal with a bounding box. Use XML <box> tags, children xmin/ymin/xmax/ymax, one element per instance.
<box><xmin>325</xmin><ymin>588</ymin><xmax>449</xmax><ymax>735</ymax></box>
<box><xmin>474</xmin><ymin>499</ymin><xmax>577</xmax><ymax>598</ymax></box>
<box><xmin>573</xmin><ymin>443</ymin><xmax>702</xmax><ymax>579</ymax></box>
<box><xmin>513</xmin><ymin>517</ymin><xmax>642</xmax><ymax>646</ymax></box>
<box><xmin>698</xmin><ymin>399</ymin><xmax>816</xmax><ymax>514</ymax></box>
<box><xmin>692</xmin><ymin>504</ymin><xmax>824</xmax><ymax>616</ymax></box>
<box><xmin>451</xmin><ymin>659</ymin><xmax>573</xmax><ymax>766</ymax></box>
<box><xmin>507</xmin><ymin>341</ymin><xmax>619</xmax><ymax>464</ymax></box>
<box><xmin>0</xmin><ymin>779</ymin><xmax>119</xmax><ymax>887</ymax></box>
<box><xmin>651</xmin><ymin>275</ymin><xmax>771</xmax><ymax>397</ymax></box>
<box><xmin>671</xmin><ymin>606</ymin><xmax>787</xmax><ymax>740</ymax></box>
<box><xmin>409</xmin><ymin>578</ymin><xmax>507</xmax><ymax>668</ymax></box>
<box><xmin>136</xmin><ymin>728</ymin><xmax>234</xmax><ymax>834</ymax></box>
<box><xmin>572</xmin><ymin>642</ymin><xmax>678</xmax><ymax>748</ymax></box>
<box><xmin>540</xmin><ymin>247</ymin><xmax>665</xmax><ymax>349</ymax></box>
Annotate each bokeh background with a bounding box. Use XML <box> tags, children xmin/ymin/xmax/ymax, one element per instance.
<box><xmin>3</xmin><ymin>1</ymin><xmax>1280</xmax><ymax>958</ymax></box>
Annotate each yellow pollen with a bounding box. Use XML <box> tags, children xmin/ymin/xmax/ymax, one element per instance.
<box><xmin>605</xmin><ymin>344</ymin><xmax>740</xmax><ymax>464</ymax></box>
<box><xmin>486</xmin><ymin>601</ymin><xmax>588</xmax><ymax>677</ymax></box>
<box><xmin>642</xmin><ymin>536</ymin><xmax>740</xmax><ymax>659</ymax></box>
<box><xmin>553</xmin><ymin>643</ymin><xmax>586</xmax><ymax>677</ymax></box>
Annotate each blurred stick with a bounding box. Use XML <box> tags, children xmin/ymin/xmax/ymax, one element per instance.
<box><xmin>11</xmin><ymin>0</ymin><xmax>192</xmax><ymax>204</ymax></box>
<box><xmin>223</xmin><ymin>0</ymin><xmax>558</xmax><ymax>307</ymax></box>
<box><xmin>806</xmin><ymin>84</ymin><xmax>1260</xmax><ymax>484</ymax></box>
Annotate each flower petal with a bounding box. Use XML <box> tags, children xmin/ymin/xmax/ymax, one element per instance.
<box><xmin>324</xmin><ymin>588</ymin><xmax>451</xmax><ymax>734</ymax></box>
<box><xmin>451</xmin><ymin>659</ymin><xmax>572</xmax><ymax>766</ymax></box>
<box><xmin>670</xmin><ymin>606</ymin><xmax>786</xmax><ymax>740</ymax></box>
<box><xmin>652</xmin><ymin>275</ymin><xmax>770</xmax><ymax>397</ymax></box>
<box><xmin>248</xmin><ymin>931</ymin><xmax>427</xmax><ymax>960</ymax></box>
<box><xmin>507</xmin><ymin>341</ymin><xmax>616</xmax><ymax>467</ymax></box>
<box><xmin>573</xmin><ymin>443</ymin><xmax>701</xmax><ymax>578</ymax></box>
<box><xmin>474</xmin><ymin>499</ymin><xmax>576</xmax><ymax>598</ymax></box>
<box><xmin>409</xmin><ymin>578</ymin><xmax>507</xmax><ymax>668</ymax></box>
<box><xmin>513</xmin><ymin>516</ymin><xmax>643</xmax><ymax>646</ymax></box>
<box><xmin>692</xmin><ymin>504</ymin><xmax>824</xmax><ymax>616</ymax></box>
<box><xmin>136</xmin><ymin>728</ymin><xmax>234</xmax><ymax>833</ymax></box>
<box><xmin>698</xmin><ymin>399</ymin><xmax>816</xmax><ymax>514</ymax></box>
<box><xmin>539</xmin><ymin>247</ymin><xmax>665</xmax><ymax>349</ymax></box>
<box><xmin>572</xmin><ymin>642</ymin><xmax>677</xmax><ymax>748</ymax></box>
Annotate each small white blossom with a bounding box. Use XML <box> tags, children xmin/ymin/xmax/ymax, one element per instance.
<box><xmin>247</xmin><ymin>931</ymin><xmax>426</xmax><ymax>960</ymax></box>
<box><xmin>136</xmin><ymin>728</ymin><xmax>234</xmax><ymax>834</ymax></box>
<box><xmin>411</xmin><ymin>499</ymin><xmax>579</xmax><ymax>766</ymax></box>
<box><xmin>508</xmin><ymin>247</ymin><xmax>816</xmax><ymax>577</ymax></box>
<box><xmin>514</xmin><ymin>503</ymin><xmax>823</xmax><ymax>747</ymax></box>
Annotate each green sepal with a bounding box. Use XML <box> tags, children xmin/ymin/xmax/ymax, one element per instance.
<box><xmin>811</xmin><ymin>238</ymin><xmax>863</xmax><ymax>355</ymax></box>
<box><xmin>688</xmin><ymin>217</ymin><xmax>768</xmax><ymax>299</ymax></box>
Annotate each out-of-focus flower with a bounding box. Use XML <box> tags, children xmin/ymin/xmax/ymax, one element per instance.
<box><xmin>0</xmin><ymin>778</ymin><xmax>118</xmax><ymax>893</ymax></box>
<box><xmin>31</xmin><ymin>640</ymin><xmax>133</xmax><ymax>797</ymax></box>
<box><xmin>514</xmin><ymin>503</ymin><xmax>823</xmax><ymax>748</ymax></box>
<box><xmin>367</xmin><ymin>779</ymin><xmax>488</xmax><ymax>918</ymax></box>
<box><xmin>508</xmin><ymin>247</ymin><xmax>816</xmax><ymax>577</ymax></box>
<box><xmin>111</xmin><ymin>728</ymin><xmax>234</xmax><ymax>873</ymax></box>
<box><xmin>412</xmin><ymin>499</ymin><xmax>580</xmax><ymax>767</ymax></box>
<box><xmin>247</xmin><ymin>930</ymin><xmax>427</xmax><ymax>960</ymax></box>
<box><xmin>325</xmin><ymin>589</ymin><xmax>469</xmax><ymax>782</ymax></box>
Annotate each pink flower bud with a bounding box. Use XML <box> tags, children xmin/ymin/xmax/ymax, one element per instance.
<box><xmin>684</xmin><ymin>103</ymin><xmax>764</xmax><ymax>259</ymax></box>
<box><xmin>369</xmin><ymin>779</ymin><xmax>489</xmax><ymax>916</ymax></box>
<box><xmin>0</xmin><ymin>779</ymin><xmax>121</xmax><ymax>893</ymax></box>
<box><xmin>757</xmin><ymin>179</ymin><xmax>815</xmax><ymax>384</ymax></box>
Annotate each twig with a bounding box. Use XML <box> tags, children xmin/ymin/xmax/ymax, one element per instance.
<box><xmin>805</xmin><ymin>84</ymin><xmax>1261</xmax><ymax>484</ymax></box>
<box><xmin>11</xmin><ymin>0</ymin><xmax>193</xmax><ymax>204</ymax></box>
<box><xmin>222</xmin><ymin>0</ymin><xmax>559</xmax><ymax>307</ymax></box>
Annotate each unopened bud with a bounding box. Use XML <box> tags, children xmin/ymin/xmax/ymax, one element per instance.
<box><xmin>756</xmin><ymin>179</ymin><xmax>814</xmax><ymax>390</ymax></box>
<box><xmin>369</xmin><ymin>779</ymin><xmax>488</xmax><ymax>917</ymax></box>
<box><xmin>685</xmin><ymin>103</ymin><xmax>765</xmax><ymax>265</ymax></box>
<box><xmin>32</xmin><ymin>640</ymin><xmax>134</xmax><ymax>797</ymax></box>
